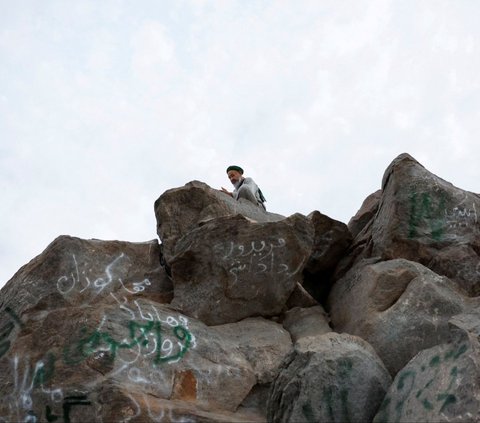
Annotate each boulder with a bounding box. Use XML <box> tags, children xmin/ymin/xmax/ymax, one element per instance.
<box><xmin>302</xmin><ymin>211</ymin><xmax>352</xmax><ymax>302</ymax></box>
<box><xmin>341</xmin><ymin>153</ymin><xmax>480</xmax><ymax>296</ymax></box>
<box><xmin>267</xmin><ymin>332</ymin><xmax>392</xmax><ymax>423</ymax></box>
<box><xmin>348</xmin><ymin>189</ymin><xmax>382</xmax><ymax>239</ymax></box>
<box><xmin>305</xmin><ymin>211</ymin><xmax>352</xmax><ymax>274</ymax></box>
<box><xmin>214</xmin><ymin>317</ymin><xmax>292</xmax><ymax>384</ymax></box>
<box><xmin>0</xmin><ymin>236</ymin><xmax>172</xmax><ymax>320</ymax></box>
<box><xmin>0</xmin><ymin>298</ymin><xmax>258</xmax><ymax>422</ymax></box>
<box><xmin>282</xmin><ymin>306</ymin><xmax>331</xmax><ymax>343</ymax></box>
<box><xmin>154</xmin><ymin>181</ymin><xmax>285</xmax><ymax>264</ymax></box>
<box><xmin>374</xmin><ymin>336</ymin><xmax>480</xmax><ymax>422</ymax></box>
<box><xmin>328</xmin><ymin>258</ymin><xmax>477</xmax><ymax>375</ymax></box>
<box><xmin>284</xmin><ymin>282</ymin><xmax>318</xmax><ymax>309</ymax></box>
<box><xmin>170</xmin><ymin>213</ymin><xmax>314</xmax><ymax>325</ymax></box>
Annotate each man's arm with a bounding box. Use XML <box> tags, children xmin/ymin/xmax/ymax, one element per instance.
<box><xmin>221</xmin><ymin>187</ymin><xmax>233</xmax><ymax>197</ymax></box>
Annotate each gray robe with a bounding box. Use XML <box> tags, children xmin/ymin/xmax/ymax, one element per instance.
<box><xmin>233</xmin><ymin>177</ymin><xmax>266</xmax><ymax>210</ymax></box>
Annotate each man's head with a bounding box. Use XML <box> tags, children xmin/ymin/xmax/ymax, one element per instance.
<box><xmin>226</xmin><ymin>165</ymin><xmax>244</xmax><ymax>185</ymax></box>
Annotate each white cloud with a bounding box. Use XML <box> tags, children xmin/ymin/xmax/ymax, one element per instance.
<box><xmin>2</xmin><ymin>0</ymin><xmax>480</xmax><ymax>287</ymax></box>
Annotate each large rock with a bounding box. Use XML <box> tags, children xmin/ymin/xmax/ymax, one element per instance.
<box><xmin>0</xmin><ymin>236</ymin><xmax>172</xmax><ymax>320</ymax></box>
<box><xmin>282</xmin><ymin>306</ymin><xmax>331</xmax><ymax>343</ymax></box>
<box><xmin>170</xmin><ymin>213</ymin><xmax>314</xmax><ymax>325</ymax></box>
<box><xmin>214</xmin><ymin>317</ymin><xmax>292</xmax><ymax>384</ymax></box>
<box><xmin>267</xmin><ymin>332</ymin><xmax>392</xmax><ymax>423</ymax></box>
<box><xmin>348</xmin><ymin>189</ymin><xmax>382</xmax><ymax>239</ymax></box>
<box><xmin>304</xmin><ymin>211</ymin><xmax>352</xmax><ymax>274</ymax></box>
<box><xmin>328</xmin><ymin>258</ymin><xmax>477</xmax><ymax>375</ymax></box>
<box><xmin>303</xmin><ymin>211</ymin><xmax>352</xmax><ymax>301</ymax></box>
<box><xmin>0</xmin><ymin>298</ymin><xmax>258</xmax><ymax>422</ymax></box>
<box><xmin>0</xmin><ymin>236</ymin><xmax>268</xmax><ymax>422</ymax></box>
<box><xmin>374</xmin><ymin>333</ymin><xmax>480</xmax><ymax>422</ymax></box>
<box><xmin>340</xmin><ymin>153</ymin><xmax>480</xmax><ymax>295</ymax></box>
<box><xmin>154</xmin><ymin>181</ymin><xmax>285</xmax><ymax>264</ymax></box>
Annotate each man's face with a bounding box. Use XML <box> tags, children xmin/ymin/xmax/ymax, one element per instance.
<box><xmin>227</xmin><ymin>170</ymin><xmax>242</xmax><ymax>185</ymax></box>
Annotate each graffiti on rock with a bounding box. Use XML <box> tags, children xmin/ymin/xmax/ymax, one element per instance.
<box><xmin>376</xmin><ymin>342</ymin><xmax>468</xmax><ymax>421</ymax></box>
<box><xmin>0</xmin><ymin>354</ymin><xmax>65</xmax><ymax>423</ymax></box>
<box><xmin>63</xmin><ymin>319</ymin><xmax>193</xmax><ymax>367</ymax></box>
<box><xmin>213</xmin><ymin>238</ymin><xmax>304</xmax><ymax>282</ymax></box>
<box><xmin>408</xmin><ymin>191</ymin><xmax>478</xmax><ymax>241</ymax></box>
<box><xmin>0</xmin><ymin>306</ymin><xmax>24</xmax><ymax>360</ymax></box>
<box><xmin>56</xmin><ymin>253</ymin><xmax>152</xmax><ymax>296</ymax></box>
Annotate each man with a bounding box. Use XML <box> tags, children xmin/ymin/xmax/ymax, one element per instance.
<box><xmin>221</xmin><ymin>165</ymin><xmax>266</xmax><ymax>210</ymax></box>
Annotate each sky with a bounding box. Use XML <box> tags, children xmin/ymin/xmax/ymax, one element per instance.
<box><xmin>2</xmin><ymin>0</ymin><xmax>480</xmax><ymax>288</ymax></box>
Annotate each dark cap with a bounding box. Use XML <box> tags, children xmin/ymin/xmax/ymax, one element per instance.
<box><xmin>226</xmin><ymin>165</ymin><xmax>244</xmax><ymax>174</ymax></box>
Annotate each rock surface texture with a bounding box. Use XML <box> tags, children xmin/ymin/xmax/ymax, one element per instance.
<box><xmin>2</xmin><ymin>153</ymin><xmax>480</xmax><ymax>422</ymax></box>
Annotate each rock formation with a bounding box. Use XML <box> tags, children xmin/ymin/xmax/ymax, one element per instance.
<box><xmin>1</xmin><ymin>153</ymin><xmax>480</xmax><ymax>422</ymax></box>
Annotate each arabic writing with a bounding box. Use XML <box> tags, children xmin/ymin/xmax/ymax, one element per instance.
<box><xmin>213</xmin><ymin>238</ymin><xmax>302</xmax><ymax>281</ymax></box>
<box><xmin>63</xmin><ymin>319</ymin><xmax>192</xmax><ymax>367</ymax></box>
<box><xmin>56</xmin><ymin>253</ymin><xmax>151</xmax><ymax>296</ymax></box>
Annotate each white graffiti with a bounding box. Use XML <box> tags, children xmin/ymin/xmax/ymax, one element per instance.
<box><xmin>56</xmin><ymin>253</ymin><xmax>152</xmax><ymax>296</ymax></box>
<box><xmin>444</xmin><ymin>203</ymin><xmax>478</xmax><ymax>229</ymax></box>
<box><xmin>0</xmin><ymin>355</ymin><xmax>63</xmax><ymax>423</ymax></box>
<box><xmin>213</xmin><ymin>238</ymin><xmax>303</xmax><ymax>281</ymax></box>
<box><xmin>87</xmin><ymin>296</ymin><xmax>197</xmax><ymax>397</ymax></box>
<box><xmin>143</xmin><ymin>393</ymin><xmax>196</xmax><ymax>423</ymax></box>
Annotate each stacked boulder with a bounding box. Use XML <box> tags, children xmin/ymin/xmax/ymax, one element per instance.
<box><xmin>0</xmin><ymin>154</ymin><xmax>479</xmax><ymax>422</ymax></box>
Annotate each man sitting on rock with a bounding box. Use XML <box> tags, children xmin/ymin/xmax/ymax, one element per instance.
<box><xmin>221</xmin><ymin>165</ymin><xmax>266</xmax><ymax>210</ymax></box>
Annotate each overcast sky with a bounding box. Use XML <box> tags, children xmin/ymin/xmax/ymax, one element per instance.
<box><xmin>2</xmin><ymin>0</ymin><xmax>480</xmax><ymax>288</ymax></box>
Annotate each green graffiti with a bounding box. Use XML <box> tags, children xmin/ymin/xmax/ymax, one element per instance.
<box><xmin>5</xmin><ymin>306</ymin><xmax>25</xmax><ymax>329</ymax></box>
<box><xmin>444</xmin><ymin>343</ymin><xmax>468</xmax><ymax>360</ymax></box>
<box><xmin>323</xmin><ymin>386</ymin><xmax>335</xmax><ymax>422</ymax></box>
<box><xmin>0</xmin><ymin>321</ymin><xmax>14</xmax><ymax>359</ymax></box>
<box><xmin>63</xmin><ymin>320</ymin><xmax>192</xmax><ymax>366</ymax></box>
<box><xmin>438</xmin><ymin>394</ymin><xmax>456</xmax><ymax>413</ymax></box>
<box><xmin>422</xmin><ymin>398</ymin><xmax>434</xmax><ymax>410</ymax></box>
<box><xmin>397</xmin><ymin>370</ymin><xmax>415</xmax><ymax>391</ymax></box>
<box><xmin>396</xmin><ymin>344</ymin><xmax>467</xmax><ymax>418</ymax></box>
<box><xmin>408</xmin><ymin>191</ymin><xmax>446</xmax><ymax>241</ymax></box>
<box><xmin>301</xmin><ymin>402</ymin><xmax>316</xmax><ymax>423</ymax></box>
<box><xmin>0</xmin><ymin>306</ymin><xmax>24</xmax><ymax>359</ymax></box>
<box><xmin>318</xmin><ymin>359</ymin><xmax>353</xmax><ymax>422</ymax></box>
<box><xmin>33</xmin><ymin>352</ymin><xmax>56</xmax><ymax>387</ymax></box>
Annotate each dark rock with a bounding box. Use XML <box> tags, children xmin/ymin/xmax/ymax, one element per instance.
<box><xmin>170</xmin><ymin>213</ymin><xmax>314</xmax><ymax>325</ymax></box>
<box><xmin>342</xmin><ymin>153</ymin><xmax>480</xmax><ymax>296</ymax></box>
<box><xmin>374</xmin><ymin>336</ymin><xmax>480</xmax><ymax>422</ymax></box>
<box><xmin>348</xmin><ymin>189</ymin><xmax>382</xmax><ymax>238</ymax></box>
<box><xmin>0</xmin><ymin>236</ymin><xmax>172</xmax><ymax>318</ymax></box>
<box><xmin>267</xmin><ymin>332</ymin><xmax>391</xmax><ymax>423</ymax></box>
<box><xmin>154</xmin><ymin>181</ymin><xmax>285</xmax><ymax>264</ymax></box>
<box><xmin>0</xmin><ymin>298</ymin><xmax>257</xmax><ymax>421</ymax></box>
<box><xmin>305</xmin><ymin>210</ymin><xmax>352</xmax><ymax>275</ymax></box>
<box><xmin>285</xmin><ymin>282</ymin><xmax>318</xmax><ymax>309</ymax></box>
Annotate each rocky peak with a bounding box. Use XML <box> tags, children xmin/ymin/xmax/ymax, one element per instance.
<box><xmin>1</xmin><ymin>153</ymin><xmax>480</xmax><ymax>422</ymax></box>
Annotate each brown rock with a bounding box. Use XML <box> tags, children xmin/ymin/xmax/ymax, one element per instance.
<box><xmin>0</xmin><ymin>299</ymin><xmax>257</xmax><ymax>421</ymax></box>
<box><xmin>342</xmin><ymin>153</ymin><xmax>480</xmax><ymax>296</ymax></box>
<box><xmin>348</xmin><ymin>189</ymin><xmax>382</xmax><ymax>238</ymax></box>
<box><xmin>154</xmin><ymin>180</ymin><xmax>285</xmax><ymax>264</ymax></box>
<box><xmin>170</xmin><ymin>213</ymin><xmax>314</xmax><ymax>325</ymax></box>
<box><xmin>305</xmin><ymin>210</ymin><xmax>352</xmax><ymax>275</ymax></box>
<box><xmin>328</xmin><ymin>258</ymin><xmax>477</xmax><ymax>375</ymax></box>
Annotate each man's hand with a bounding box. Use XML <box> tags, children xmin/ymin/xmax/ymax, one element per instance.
<box><xmin>221</xmin><ymin>187</ymin><xmax>233</xmax><ymax>197</ymax></box>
